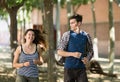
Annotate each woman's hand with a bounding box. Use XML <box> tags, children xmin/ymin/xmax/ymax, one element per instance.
<box><xmin>23</xmin><ymin>62</ymin><xmax>30</xmax><ymax>67</ymax></box>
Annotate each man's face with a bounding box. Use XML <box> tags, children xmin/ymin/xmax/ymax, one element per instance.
<box><xmin>70</xmin><ymin>19</ymin><xmax>80</xmax><ymax>31</ymax></box>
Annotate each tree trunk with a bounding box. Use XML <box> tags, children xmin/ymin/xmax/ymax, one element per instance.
<box><xmin>90</xmin><ymin>0</ymin><xmax>98</xmax><ymax>59</ymax></box>
<box><xmin>8</xmin><ymin>9</ymin><xmax>18</xmax><ymax>50</ymax></box>
<box><xmin>44</xmin><ymin>0</ymin><xmax>56</xmax><ymax>82</ymax></box>
<box><xmin>108</xmin><ymin>0</ymin><xmax>115</xmax><ymax>74</ymax></box>
<box><xmin>66</xmin><ymin>0</ymin><xmax>72</xmax><ymax>29</ymax></box>
<box><xmin>56</xmin><ymin>0</ymin><xmax>61</xmax><ymax>47</ymax></box>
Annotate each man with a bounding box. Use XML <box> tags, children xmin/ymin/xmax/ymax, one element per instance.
<box><xmin>57</xmin><ymin>14</ymin><xmax>94</xmax><ymax>82</ymax></box>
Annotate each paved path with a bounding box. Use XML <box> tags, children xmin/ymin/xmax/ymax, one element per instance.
<box><xmin>0</xmin><ymin>52</ymin><xmax>12</xmax><ymax>69</ymax></box>
<box><xmin>0</xmin><ymin>51</ymin><xmax>120</xmax><ymax>82</ymax></box>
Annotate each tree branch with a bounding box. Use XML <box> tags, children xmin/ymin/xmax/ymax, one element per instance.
<box><xmin>7</xmin><ymin>0</ymin><xmax>25</xmax><ymax>13</ymax></box>
<box><xmin>0</xmin><ymin>0</ymin><xmax>8</xmax><ymax>9</ymax></box>
<box><xmin>0</xmin><ymin>0</ymin><xmax>25</xmax><ymax>12</ymax></box>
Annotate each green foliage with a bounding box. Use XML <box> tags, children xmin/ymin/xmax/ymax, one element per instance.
<box><xmin>7</xmin><ymin>0</ymin><xmax>23</xmax><ymax>8</ymax></box>
<box><xmin>0</xmin><ymin>9</ymin><xmax>8</xmax><ymax>20</ymax></box>
<box><xmin>54</xmin><ymin>0</ymin><xmax>66</xmax><ymax>7</ymax></box>
<box><xmin>114</xmin><ymin>0</ymin><xmax>120</xmax><ymax>5</ymax></box>
<box><xmin>0</xmin><ymin>0</ymin><xmax>43</xmax><ymax>21</ymax></box>
<box><xmin>24</xmin><ymin>0</ymin><xmax>33</xmax><ymax>12</ymax></box>
<box><xmin>31</xmin><ymin>0</ymin><xmax>42</xmax><ymax>9</ymax></box>
<box><xmin>24</xmin><ymin>0</ymin><xmax>43</xmax><ymax>11</ymax></box>
<box><xmin>53</xmin><ymin>0</ymin><xmax>96</xmax><ymax>8</ymax></box>
<box><xmin>90</xmin><ymin>0</ymin><xmax>96</xmax><ymax>3</ymax></box>
<box><xmin>6</xmin><ymin>0</ymin><xmax>42</xmax><ymax>10</ymax></box>
<box><xmin>71</xmin><ymin>0</ymin><xmax>89</xmax><ymax>6</ymax></box>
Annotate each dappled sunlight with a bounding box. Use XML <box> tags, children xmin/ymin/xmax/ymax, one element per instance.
<box><xmin>0</xmin><ymin>0</ymin><xmax>120</xmax><ymax>81</ymax></box>
<box><xmin>0</xmin><ymin>47</ymin><xmax>120</xmax><ymax>82</ymax></box>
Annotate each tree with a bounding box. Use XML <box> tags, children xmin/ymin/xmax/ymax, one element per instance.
<box><xmin>0</xmin><ymin>0</ymin><xmax>25</xmax><ymax>50</ymax></box>
<box><xmin>90</xmin><ymin>0</ymin><xmax>98</xmax><ymax>59</ymax></box>
<box><xmin>54</xmin><ymin>0</ymin><xmax>90</xmax><ymax>28</ymax></box>
<box><xmin>55</xmin><ymin>0</ymin><xmax>61</xmax><ymax>48</ymax></box>
<box><xmin>114</xmin><ymin>0</ymin><xmax>120</xmax><ymax>6</ymax></box>
<box><xmin>108</xmin><ymin>0</ymin><xmax>115</xmax><ymax>75</ymax></box>
<box><xmin>71</xmin><ymin>0</ymin><xmax>89</xmax><ymax>14</ymax></box>
<box><xmin>0</xmin><ymin>0</ymin><xmax>43</xmax><ymax>50</ymax></box>
<box><xmin>43</xmin><ymin>0</ymin><xmax>56</xmax><ymax>82</ymax></box>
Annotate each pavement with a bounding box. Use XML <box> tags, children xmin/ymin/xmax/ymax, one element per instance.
<box><xmin>0</xmin><ymin>47</ymin><xmax>120</xmax><ymax>82</ymax></box>
<box><xmin>0</xmin><ymin>47</ymin><xmax>12</xmax><ymax>69</ymax></box>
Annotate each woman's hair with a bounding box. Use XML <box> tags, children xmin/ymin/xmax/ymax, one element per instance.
<box><xmin>24</xmin><ymin>29</ymin><xmax>47</xmax><ymax>51</ymax></box>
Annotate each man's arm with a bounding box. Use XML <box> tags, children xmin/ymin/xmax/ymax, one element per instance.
<box><xmin>82</xmin><ymin>34</ymin><xmax>94</xmax><ymax>65</ymax></box>
<box><xmin>86</xmin><ymin>34</ymin><xmax>94</xmax><ymax>61</ymax></box>
<box><xmin>57</xmin><ymin>50</ymin><xmax>81</xmax><ymax>58</ymax></box>
<box><xmin>57</xmin><ymin>31</ymin><xmax>81</xmax><ymax>58</ymax></box>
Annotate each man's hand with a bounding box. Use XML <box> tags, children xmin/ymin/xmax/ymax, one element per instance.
<box><xmin>72</xmin><ymin>52</ymin><xmax>81</xmax><ymax>58</ymax></box>
<box><xmin>82</xmin><ymin>57</ymin><xmax>88</xmax><ymax>65</ymax></box>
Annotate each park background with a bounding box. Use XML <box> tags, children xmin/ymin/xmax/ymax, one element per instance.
<box><xmin>0</xmin><ymin>0</ymin><xmax>120</xmax><ymax>82</ymax></box>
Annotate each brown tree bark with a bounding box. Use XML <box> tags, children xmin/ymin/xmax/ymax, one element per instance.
<box><xmin>43</xmin><ymin>0</ymin><xmax>56</xmax><ymax>82</ymax></box>
<box><xmin>8</xmin><ymin>8</ymin><xmax>18</xmax><ymax>50</ymax></box>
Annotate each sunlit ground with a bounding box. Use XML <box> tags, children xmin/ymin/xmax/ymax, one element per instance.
<box><xmin>0</xmin><ymin>47</ymin><xmax>120</xmax><ymax>82</ymax></box>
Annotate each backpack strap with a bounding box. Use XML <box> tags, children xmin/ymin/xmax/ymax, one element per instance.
<box><xmin>36</xmin><ymin>44</ymin><xmax>38</xmax><ymax>52</ymax></box>
<box><xmin>21</xmin><ymin>45</ymin><xmax>23</xmax><ymax>52</ymax></box>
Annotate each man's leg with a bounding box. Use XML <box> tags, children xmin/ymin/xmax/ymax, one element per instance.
<box><xmin>64</xmin><ymin>68</ymin><xmax>75</xmax><ymax>82</ymax></box>
<box><xmin>76</xmin><ymin>69</ymin><xmax>88</xmax><ymax>82</ymax></box>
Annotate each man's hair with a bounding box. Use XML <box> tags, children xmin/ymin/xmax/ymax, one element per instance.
<box><xmin>69</xmin><ymin>14</ymin><xmax>83</xmax><ymax>22</ymax></box>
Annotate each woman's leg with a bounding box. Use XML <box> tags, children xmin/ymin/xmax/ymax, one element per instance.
<box><xmin>16</xmin><ymin>74</ymin><xmax>27</xmax><ymax>82</ymax></box>
<box><xmin>28</xmin><ymin>77</ymin><xmax>39</xmax><ymax>82</ymax></box>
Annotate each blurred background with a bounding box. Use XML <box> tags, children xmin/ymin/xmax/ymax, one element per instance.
<box><xmin>0</xmin><ymin>0</ymin><xmax>120</xmax><ymax>82</ymax></box>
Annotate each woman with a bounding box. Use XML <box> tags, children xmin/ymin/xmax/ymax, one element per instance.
<box><xmin>13</xmin><ymin>29</ymin><xmax>47</xmax><ymax>82</ymax></box>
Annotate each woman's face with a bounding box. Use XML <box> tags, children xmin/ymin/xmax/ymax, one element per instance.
<box><xmin>24</xmin><ymin>30</ymin><xmax>35</xmax><ymax>43</ymax></box>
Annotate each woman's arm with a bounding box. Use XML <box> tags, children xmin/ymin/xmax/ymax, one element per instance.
<box><xmin>12</xmin><ymin>46</ymin><xmax>24</xmax><ymax>68</ymax></box>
